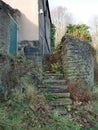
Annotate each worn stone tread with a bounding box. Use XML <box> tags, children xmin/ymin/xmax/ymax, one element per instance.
<box><xmin>44</xmin><ymin>73</ymin><xmax>64</xmax><ymax>76</ymax></box>
<box><xmin>39</xmin><ymin>85</ymin><xmax>67</xmax><ymax>89</ymax></box>
<box><xmin>48</xmin><ymin>109</ymin><xmax>67</xmax><ymax>115</ymax></box>
<box><xmin>43</xmin><ymin>73</ymin><xmax>64</xmax><ymax>80</ymax></box>
<box><xmin>43</xmin><ymin>79</ymin><xmax>66</xmax><ymax>85</ymax></box>
<box><xmin>39</xmin><ymin>88</ymin><xmax>67</xmax><ymax>93</ymax></box>
<box><xmin>46</xmin><ymin>93</ymin><xmax>70</xmax><ymax>98</ymax></box>
<box><xmin>49</xmin><ymin>99</ymin><xmax>72</xmax><ymax>106</ymax></box>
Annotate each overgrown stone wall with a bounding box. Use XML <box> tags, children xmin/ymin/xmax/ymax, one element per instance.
<box><xmin>61</xmin><ymin>35</ymin><xmax>95</xmax><ymax>85</ymax></box>
<box><xmin>18</xmin><ymin>40</ymin><xmax>42</xmax><ymax>72</ymax></box>
<box><xmin>0</xmin><ymin>54</ymin><xmax>43</xmax><ymax>96</ymax></box>
<box><xmin>18</xmin><ymin>41</ymin><xmax>40</xmax><ymax>55</ymax></box>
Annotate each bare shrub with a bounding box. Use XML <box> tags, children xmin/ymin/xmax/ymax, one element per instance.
<box><xmin>67</xmin><ymin>80</ymin><xmax>91</xmax><ymax>104</ymax></box>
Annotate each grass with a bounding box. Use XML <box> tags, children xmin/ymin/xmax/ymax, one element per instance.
<box><xmin>0</xmin><ymin>83</ymin><xmax>97</xmax><ymax>130</ymax></box>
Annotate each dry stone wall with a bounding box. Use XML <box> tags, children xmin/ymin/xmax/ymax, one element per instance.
<box><xmin>61</xmin><ymin>35</ymin><xmax>95</xmax><ymax>86</ymax></box>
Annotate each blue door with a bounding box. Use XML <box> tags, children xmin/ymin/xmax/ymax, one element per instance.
<box><xmin>9</xmin><ymin>19</ymin><xmax>17</xmax><ymax>55</ymax></box>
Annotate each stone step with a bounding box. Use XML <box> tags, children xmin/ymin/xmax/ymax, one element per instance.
<box><xmin>43</xmin><ymin>79</ymin><xmax>66</xmax><ymax>86</ymax></box>
<box><xmin>43</xmin><ymin>73</ymin><xmax>64</xmax><ymax>80</ymax></box>
<box><xmin>49</xmin><ymin>99</ymin><xmax>72</xmax><ymax>106</ymax></box>
<box><xmin>39</xmin><ymin>87</ymin><xmax>67</xmax><ymax>93</ymax></box>
<box><xmin>48</xmin><ymin>109</ymin><xmax>67</xmax><ymax>115</ymax></box>
<box><xmin>46</xmin><ymin>93</ymin><xmax>70</xmax><ymax>98</ymax></box>
<box><xmin>40</xmin><ymin>84</ymin><xmax>67</xmax><ymax>89</ymax></box>
<box><xmin>41</xmin><ymin>73</ymin><xmax>72</xmax><ymax>115</ymax></box>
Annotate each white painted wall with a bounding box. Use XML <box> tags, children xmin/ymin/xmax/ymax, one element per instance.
<box><xmin>3</xmin><ymin>0</ymin><xmax>39</xmax><ymax>42</ymax></box>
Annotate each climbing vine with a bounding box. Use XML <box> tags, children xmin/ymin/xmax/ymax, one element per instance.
<box><xmin>51</xmin><ymin>24</ymin><xmax>56</xmax><ymax>47</ymax></box>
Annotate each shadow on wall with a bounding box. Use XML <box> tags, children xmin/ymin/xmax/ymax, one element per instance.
<box><xmin>18</xmin><ymin>12</ymin><xmax>39</xmax><ymax>42</ymax></box>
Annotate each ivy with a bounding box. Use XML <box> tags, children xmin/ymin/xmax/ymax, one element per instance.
<box><xmin>51</xmin><ymin>24</ymin><xmax>56</xmax><ymax>47</ymax></box>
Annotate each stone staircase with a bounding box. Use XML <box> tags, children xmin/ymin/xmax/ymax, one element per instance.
<box><xmin>39</xmin><ymin>73</ymin><xmax>72</xmax><ymax>115</ymax></box>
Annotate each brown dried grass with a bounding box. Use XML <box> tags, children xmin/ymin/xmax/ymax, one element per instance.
<box><xmin>66</xmin><ymin>80</ymin><xmax>91</xmax><ymax>104</ymax></box>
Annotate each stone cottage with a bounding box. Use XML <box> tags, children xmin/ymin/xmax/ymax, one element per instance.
<box><xmin>61</xmin><ymin>35</ymin><xmax>95</xmax><ymax>85</ymax></box>
<box><xmin>1</xmin><ymin>0</ymin><xmax>52</xmax><ymax>55</ymax></box>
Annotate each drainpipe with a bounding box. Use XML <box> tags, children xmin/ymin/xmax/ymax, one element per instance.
<box><xmin>44</xmin><ymin>11</ymin><xmax>50</xmax><ymax>53</ymax></box>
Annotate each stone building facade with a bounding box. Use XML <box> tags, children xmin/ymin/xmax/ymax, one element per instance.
<box><xmin>0</xmin><ymin>0</ymin><xmax>20</xmax><ymax>54</ymax></box>
<box><xmin>3</xmin><ymin>0</ymin><xmax>52</xmax><ymax>55</ymax></box>
<box><xmin>61</xmin><ymin>35</ymin><xmax>95</xmax><ymax>85</ymax></box>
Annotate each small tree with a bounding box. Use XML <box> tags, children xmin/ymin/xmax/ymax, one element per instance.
<box><xmin>89</xmin><ymin>15</ymin><xmax>98</xmax><ymax>48</ymax></box>
<box><xmin>51</xmin><ymin>6</ymin><xmax>74</xmax><ymax>44</ymax></box>
<box><xmin>66</xmin><ymin>24</ymin><xmax>92</xmax><ymax>42</ymax></box>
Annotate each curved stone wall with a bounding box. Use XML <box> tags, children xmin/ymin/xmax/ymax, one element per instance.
<box><xmin>61</xmin><ymin>35</ymin><xmax>95</xmax><ymax>85</ymax></box>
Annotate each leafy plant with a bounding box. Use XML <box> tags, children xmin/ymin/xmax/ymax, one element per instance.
<box><xmin>51</xmin><ymin>24</ymin><xmax>56</xmax><ymax>47</ymax></box>
<box><xmin>66</xmin><ymin>24</ymin><xmax>92</xmax><ymax>42</ymax></box>
<box><xmin>43</xmin><ymin>53</ymin><xmax>63</xmax><ymax>73</ymax></box>
<box><xmin>51</xmin><ymin>62</ymin><xmax>63</xmax><ymax>73</ymax></box>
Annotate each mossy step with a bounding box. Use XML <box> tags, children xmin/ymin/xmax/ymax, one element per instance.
<box><xmin>39</xmin><ymin>87</ymin><xmax>67</xmax><ymax>93</ymax></box>
<box><xmin>49</xmin><ymin>99</ymin><xmax>72</xmax><ymax>106</ymax></box>
<box><xmin>48</xmin><ymin>109</ymin><xmax>67</xmax><ymax>115</ymax></box>
<box><xmin>46</xmin><ymin>94</ymin><xmax>71</xmax><ymax>102</ymax></box>
<box><xmin>43</xmin><ymin>79</ymin><xmax>66</xmax><ymax>85</ymax></box>
<box><xmin>40</xmin><ymin>84</ymin><xmax>67</xmax><ymax>89</ymax></box>
<box><xmin>44</xmin><ymin>73</ymin><xmax>64</xmax><ymax>76</ymax></box>
<box><xmin>43</xmin><ymin>73</ymin><xmax>64</xmax><ymax>80</ymax></box>
<box><xmin>46</xmin><ymin>93</ymin><xmax>70</xmax><ymax>98</ymax></box>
